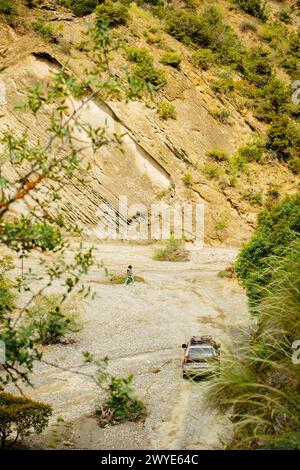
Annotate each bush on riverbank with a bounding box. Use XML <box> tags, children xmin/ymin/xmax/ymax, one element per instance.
<box><xmin>153</xmin><ymin>237</ymin><xmax>189</xmax><ymax>262</ymax></box>
<box><xmin>235</xmin><ymin>194</ymin><xmax>300</xmax><ymax>307</ymax></box>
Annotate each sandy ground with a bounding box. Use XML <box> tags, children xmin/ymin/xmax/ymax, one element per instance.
<box><xmin>6</xmin><ymin>242</ymin><xmax>249</xmax><ymax>450</ymax></box>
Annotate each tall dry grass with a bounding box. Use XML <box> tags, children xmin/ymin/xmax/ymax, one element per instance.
<box><xmin>206</xmin><ymin>241</ymin><xmax>300</xmax><ymax>449</ymax></box>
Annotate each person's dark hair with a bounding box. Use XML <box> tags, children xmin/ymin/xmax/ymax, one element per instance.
<box><xmin>128</xmin><ymin>265</ymin><xmax>132</xmax><ymax>269</ymax></box>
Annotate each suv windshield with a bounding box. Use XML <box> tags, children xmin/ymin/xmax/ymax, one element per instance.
<box><xmin>188</xmin><ymin>346</ymin><xmax>215</xmax><ymax>359</ymax></box>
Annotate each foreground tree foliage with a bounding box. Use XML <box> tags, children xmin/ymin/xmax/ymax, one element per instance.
<box><xmin>0</xmin><ymin>392</ymin><xmax>52</xmax><ymax>449</ymax></box>
<box><xmin>23</xmin><ymin>294</ymin><xmax>81</xmax><ymax>345</ymax></box>
<box><xmin>95</xmin><ymin>0</ymin><xmax>129</xmax><ymax>27</ymax></box>
<box><xmin>0</xmin><ymin>22</ymin><xmax>146</xmax><ymax>443</ymax></box>
<box><xmin>0</xmin><ymin>22</ymin><xmax>141</xmax><ymax>386</ymax></box>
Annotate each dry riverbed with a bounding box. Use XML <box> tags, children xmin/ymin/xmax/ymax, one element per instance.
<box><xmin>6</xmin><ymin>242</ymin><xmax>249</xmax><ymax>450</ymax></box>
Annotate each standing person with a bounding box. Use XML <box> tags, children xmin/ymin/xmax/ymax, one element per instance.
<box><xmin>124</xmin><ymin>265</ymin><xmax>134</xmax><ymax>285</ymax></box>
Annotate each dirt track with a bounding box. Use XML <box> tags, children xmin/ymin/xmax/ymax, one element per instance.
<box><xmin>14</xmin><ymin>242</ymin><xmax>249</xmax><ymax>450</ymax></box>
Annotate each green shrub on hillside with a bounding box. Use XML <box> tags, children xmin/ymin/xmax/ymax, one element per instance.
<box><xmin>266</xmin><ymin>116</ymin><xmax>300</xmax><ymax>163</ymax></box>
<box><xmin>281</xmin><ymin>31</ymin><xmax>300</xmax><ymax>79</ymax></box>
<box><xmin>0</xmin><ymin>0</ymin><xmax>14</xmax><ymax>14</ymax></box>
<box><xmin>140</xmin><ymin>0</ymin><xmax>163</xmax><ymax>5</ymax></box>
<box><xmin>206</xmin><ymin>149</ymin><xmax>228</xmax><ymax>162</ymax></box>
<box><xmin>65</xmin><ymin>0</ymin><xmax>100</xmax><ymax>16</ymax></box>
<box><xmin>212</xmin><ymin>73</ymin><xmax>235</xmax><ymax>95</ymax></box>
<box><xmin>182</xmin><ymin>0</ymin><xmax>197</xmax><ymax>9</ymax></box>
<box><xmin>209</xmin><ymin>106</ymin><xmax>231</xmax><ymax>124</ymax></box>
<box><xmin>242</xmin><ymin>187</ymin><xmax>263</xmax><ymax>206</ymax></box>
<box><xmin>192</xmin><ymin>49</ymin><xmax>217</xmax><ymax>70</ymax></box>
<box><xmin>165</xmin><ymin>8</ymin><xmax>202</xmax><ymax>45</ymax></box>
<box><xmin>237</xmin><ymin>136</ymin><xmax>265</xmax><ymax>162</ymax></box>
<box><xmin>148</xmin><ymin>2</ymin><xmax>166</xmax><ymax>19</ymax></box>
<box><xmin>242</xmin><ymin>48</ymin><xmax>272</xmax><ymax>86</ymax></box>
<box><xmin>146</xmin><ymin>34</ymin><xmax>163</xmax><ymax>46</ymax></box>
<box><xmin>157</xmin><ymin>101</ymin><xmax>177</xmax><ymax>120</ymax></box>
<box><xmin>165</xmin><ymin>6</ymin><xmax>243</xmax><ymax>68</ymax></box>
<box><xmin>126</xmin><ymin>47</ymin><xmax>153</xmax><ymax>65</ymax></box>
<box><xmin>125</xmin><ymin>46</ymin><xmax>166</xmax><ymax>89</ymax></box>
<box><xmin>254</xmin><ymin>78</ymin><xmax>289</xmax><ymax>123</ymax></box>
<box><xmin>202</xmin><ymin>163</ymin><xmax>222</xmax><ymax>179</ymax></box>
<box><xmin>182</xmin><ymin>172</ymin><xmax>192</xmax><ymax>186</ymax></box>
<box><xmin>278</xmin><ymin>7</ymin><xmax>291</xmax><ymax>24</ymax></box>
<box><xmin>287</xmin><ymin>31</ymin><xmax>300</xmax><ymax>58</ymax></box>
<box><xmin>265</xmin><ymin>184</ymin><xmax>280</xmax><ymax>202</ymax></box>
<box><xmin>133</xmin><ymin>62</ymin><xmax>166</xmax><ymax>89</ymax></box>
<box><xmin>260</xmin><ymin>21</ymin><xmax>287</xmax><ymax>48</ymax></box>
<box><xmin>288</xmin><ymin>156</ymin><xmax>300</xmax><ymax>175</ymax></box>
<box><xmin>233</xmin><ymin>0</ymin><xmax>268</xmax><ymax>21</ymax></box>
<box><xmin>32</xmin><ymin>21</ymin><xmax>57</xmax><ymax>42</ymax></box>
<box><xmin>95</xmin><ymin>0</ymin><xmax>129</xmax><ymax>27</ymax></box>
<box><xmin>215</xmin><ymin>211</ymin><xmax>229</xmax><ymax>232</ymax></box>
<box><xmin>227</xmin><ymin>153</ymin><xmax>248</xmax><ymax>173</ymax></box>
<box><xmin>160</xmin><ymin>52</ymin><xmax>181</xmax><ymax>68</ymax></box>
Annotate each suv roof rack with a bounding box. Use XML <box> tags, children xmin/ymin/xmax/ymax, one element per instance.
<box><xmin>191</xmin><ymin>335</ymin><xmax>212</xmax><ymax>345</ymax></box>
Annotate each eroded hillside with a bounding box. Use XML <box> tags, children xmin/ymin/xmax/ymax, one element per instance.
<box><xmin>0</xmin><ymin>0</ymin><xmax>299</xmax><ymax>246</ymax></box>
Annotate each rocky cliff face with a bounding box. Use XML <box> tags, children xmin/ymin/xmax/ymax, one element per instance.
<box><xmin>0</xmin><ymin>1</ymin><xmax>298</xmax><ymax>246</ymax></box>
